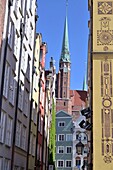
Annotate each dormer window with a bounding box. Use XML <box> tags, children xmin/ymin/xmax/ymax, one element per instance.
<box><xmin>58</xmin><ymin>121</ymin><xmax>65</xmax><ymax>127</ymax></box>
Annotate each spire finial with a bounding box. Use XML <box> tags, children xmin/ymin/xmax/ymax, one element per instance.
<box><xmin>66</xmin><ymin>0</ymin><xmax>68</xmax><ymax>15</ymax></box>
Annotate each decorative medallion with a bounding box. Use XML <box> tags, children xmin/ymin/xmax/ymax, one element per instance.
<box><xmin>98</xmin><ymin>2</ymin><xmax>113</xmax><ymax>14</ymax></box>
<box><xmin>98</xmin><ymin>31</ymin><xmax>113</xmax><ymax>44</ymax></box>
<box><xmin>101</xmin><ymin>59</ymin><xmax>113</xmax><ymax>163</ymax></box>
<box><xmin>103</xmin><ymin>46</ymin><xmax>109</xmax><ymax>51</ymax></box>
<box><xmin>97</xmin><ymin>17</ymin><xmax>113</xmax><ymax>46</ymax></box>
<box><xmin>103</xmin><ymin>98</ymin><xmax>112</xmax><ymax>108</ymax></box>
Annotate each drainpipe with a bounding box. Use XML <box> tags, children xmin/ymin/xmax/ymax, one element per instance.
<box><xmin>0</xmin><ymin>0</ymin><xmax>12</xmax><ymax>119</ymax></box>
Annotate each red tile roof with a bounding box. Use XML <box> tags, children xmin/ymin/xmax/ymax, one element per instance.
<box><xmin>70</xmin><ymin>90</ymin><xmax>87</xmax><ymax>106</ymax></box>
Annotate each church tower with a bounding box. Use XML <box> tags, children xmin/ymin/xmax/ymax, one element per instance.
<box><xmin>56</xmin><ymin>9</ymin><xmax>72</xmax><ymax>114</ymax></box>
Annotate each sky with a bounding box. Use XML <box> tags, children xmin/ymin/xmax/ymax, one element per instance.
<box><xmin>36</xmin><ymin>0</ymin><xmax>90</xmax><ymax>90</ymax></box>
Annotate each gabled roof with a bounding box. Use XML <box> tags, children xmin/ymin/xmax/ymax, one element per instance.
<box><xmin>56</xmin><ymin>110</ymin><xmax>72</xmax><ymax>118</ymax></box>
<box><xmin>70</xmin><ymin>90</ymin><xmax>87</xmax><ymax>106</ymax></box>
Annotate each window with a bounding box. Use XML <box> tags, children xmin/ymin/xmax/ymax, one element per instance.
<box><xmin>15</xmin><ymin>121</ymin><xmax>21</xmax><ymax>147</ymax></box>
<box><xmin>65</xmin><ymin>160</ymin><xmax>71</xmax><ymax>167</ymax></box>
<box><xmin>76</xmin><ymin>158</ymin><xmax>81</xmax><ymax>166</ymax></box>
<box><xmin>32</xmin><ymin>135</ymin><xmax>36</xmax><ymax>156</ymax></box>
<box><xmin>0</xmin><ymin>111</ymin><xmax>6</xmax><ymax>143</ymax></box>
<box><xmin>66</xmin><ymin>146</ymin><xmax>72</xmax><ymax>153</ymax></box>
<box><xmin>9</xmin><ymin>72</ymin><xmax>15</xmax><ymax>105</ymax></box>
<box><xmin>14</xmin><ymin>0</ymin><xmax>19</xmax><ymax>19</ymax></box>
<box><xmin>83</xmin><ymin>159</ymin><xmax>88</xmax><ymax>166</ymax></box>
<box><xmin>26</xmin><ymin>55</ymin><xmax>30</xmax><ymax>81</ymax></box>
<box><xmin>29</xmin><ymin>133</ymin><xmax>32</xmax><ymax>154</ymax></box>
<box><xmin>23</xmin><ymin>89</ymin><xmax>29</xmax><ymax>116</ymax></box>
<box><xmin>5</xmin><ymin>116</ymin><xmax>13</xmax><ymax>146</ymax></box>
<box><xmin>4</xmin><ymin>159</ymin><xmax>10</xmax><ymax>170</ymax></box>
<box><xmin>25</xmin><ymin>14</ymin><xmax>29</xmax><ymax>39</ymax></box>
<box><xmin>21</xmin><ymin>126</ymin><xmax>26</xmax><ymax>150</ymax></box>
<box><xmin>3</xmin><ymin>63</ymin><xmax>10</xmax><ymax>98</ymax></box>
<box><xmin>14</xmin><ymin>166</ymin><xmax>19</xmax><ymax>170</ymax></box>
<box><xmin>58</xmin><ymin>121</ymin><xmax>65</xmax><ymax>127</ymax></box>
<box><xmin>21</xmin><ymin>46</ymin><xmax>26</xmax><ymax>73</ymax></box>
<box><xmin>40</xmin><ymin>117</ymin><xmax>43</xmax><ymax>135</ymax></box>
<box><xmin>38</xmin><ymin>114</ymin><xmax>41</xmax><ymax>132</ymax></box>
<box><xmin>0</xmin><ymin>157</ymin><xmax>2</xmax><ymax>169</ymax></box>
<box><xmin>58</xmin><ymin>134</ymin><xmax>65</xmax><ymax>141</ymax></box>
<box><xmin>29</xmin><ymin>24</ymin><xmax>33</xmax><ymax>49</ymax></box>
<box><xmin>8</xmin><ymin>18</ymin><xmax>14</xmax><ymax>49</ymax></box>
<box><xmin>58</xmin><ymin>146</ymin><xmax>64</xmax><ymax>154</ymax></box>
<box><xmin>18</xmin><ymin>83</ymin><xmax>24</xmax><ymax>111</ymax></box>
<box><xmin>57</xmin><ymin>160</ymin><xmax>64</xmax><ymax>168</ymax></box>
<box><xmin>64</xmin><ymin>102</ymin><xmax>66</xmax><ymax>106</ymax></box>
<box><xmin>76</xmin><ymin>133</ymin><xmax>79</xmax><ymax>140</ymax></box>
<box><xmin>14</xmin><ymin>29</ymin><xmax>19</xmax><ymax>58</ymax></box>
<box><xmin>66</xmin><ymin>134</ymin><xmax>72</xmax><ymax>141</ymax></box>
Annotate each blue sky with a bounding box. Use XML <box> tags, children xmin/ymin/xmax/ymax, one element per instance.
<box><xmin>36</xmin><ymin>0</ymin><xmax>90</xmax><ymax>90</ymax></box>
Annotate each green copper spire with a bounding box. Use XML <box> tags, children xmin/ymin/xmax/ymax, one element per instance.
<box><xmin>60</xmin><ymin>14</ymin><xmax>70</xmax><ymax>63</ymax></box>
<box><xmin>83</xmin><ymin>68</ymin><xmax>87</xmax><ymax>91</ymax></box>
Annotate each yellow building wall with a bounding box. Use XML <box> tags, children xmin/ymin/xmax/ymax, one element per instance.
<box><xmin>93</xmin><ymin>55</ymin><xmax>113</xmax><ymax>170</ymax></box>
<box><xmin>93</xmin><ymin>0</ymin><xmax>113</xmax><ymax>169</ymax></box>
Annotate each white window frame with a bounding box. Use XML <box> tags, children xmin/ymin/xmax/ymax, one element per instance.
<box><xmin>5</xmin><ymin>116</ymin><xmax>13</xmax><ymax>146</ymax></box>
<box><xmin>21</xmin><ymin>125</ymin><xmax>26</xmax><ymax>150</ymax></box>
<box><xmin>58</xmin><ymin>134</ymin><xmax>65</xmax><ymax>141</ymax></box>
<box><xmin>18</xmin><ymin>83</ymin><xmax>24</xmax><ymax>111</ymax></box>
<box><xmin>9</xmin><ymin>71</ymin><xmax>15</xmax><ymax>105</ymax></box>
<box><xmin>66</xmin><ymin>146</ymin><xmax>72</xmax><ymax>154</ymax></box>
<box><xmin>58</xmin><ymin>146</ymin><xmax>64</xmax><ymax>154</ymax></box>
<box><xmin>58</xmin><ymin>121</ymin><xmax>65</xmax><ymax>127</ymax></box>
<box><xmin>57</xmin><ymin>160</ymin><xmax>64</xmax><ymax>168</ymax></box>
<box><xmin>4</xmin><ymin>158</ymin><xmax>10</xmax><ymax>170</ymax></box>
<box><xmin>66</xmin><ymin>134</ymin><xmax>72</xmax><ymax>141</ymax></box>
<box><xmin>3</xmin><ymin>63</ymin><xmax>10</xmax><ymax>98</ymax></box>
<box><xmin>23</xmin><ymin>89</ymin><xmax>29</xmax><ymax>117</ymax></box>
<box><xmin>0</xmin><ymin>111</ymin><xmax>6</xmax><ymax>143</ymax></box>
<box><xmin>8</xmin><ymin>18</ymin><xmax>14</xmax><ymax>49</ymax></box>
<box><xmin>65</xmin><ymin>160</ymin><xmax>72</xmax><ymax>168</ymax></box>
<box><xmin>15</xmin><ymin>120</ymin><xmax>21</xmax><ymax>147</ymax></box>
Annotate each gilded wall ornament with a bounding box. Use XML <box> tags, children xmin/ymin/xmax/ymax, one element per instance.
<box><xmin>101</xmin><ymin>60</ymin><xmax>113</xmax><ymax>163</ymax></box>
<box><xmin>98</xmin><ymin>2</ymin><xmax>113</xmax><ymax>14</ymax></box>
<box><xmin>97</xmin><ymin>17</ymin><xmax>113</xmax><ymax>45</ymax></box>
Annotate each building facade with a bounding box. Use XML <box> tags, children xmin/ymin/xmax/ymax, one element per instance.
<box><xmin>0</xmin><ymin>0</ymin><xmax>37</xmax><ymax>169</ymax></box>
<box><xmin>56</xmin><ymin>111</ymin><xmax>73</xmax><ymax>169</ymax></box>
<box><xmin>88</xmin><ymin>0</ymin><xmax>113</xmax><ymax>169</ymax></box>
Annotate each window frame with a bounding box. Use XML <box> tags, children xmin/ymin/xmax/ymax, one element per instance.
<box><xmin>58</xmin><ymin>134</ymin><xmax>65</xmax><ymax>141</ymax></box>
<box><xmin>58</xmin><ymin>121</ymin><xmax>65</xmax><ymax>127</ymax></box>
<box><xmin>65</xmin><ymin>160</ymin><xmax>72</xmax><ymax>168</ymax></box>
<box><xmin>58</xmin><ymin>146</ymin><xmax>64</xmax><ymax>154</ymax></box>
<box><xmin>57</xmin><ymin>160</ymin><xmax>64</xmax><ymax>168</ymax></box>
<box><xmin>66</xmin><ymin>134</ymin><xmax>72</xmax><ymax>141</ymax></box>
<box><xmin>66</xmin><ymin>146</ymin><xmax>72</xmax><ymax>154</ymax></box>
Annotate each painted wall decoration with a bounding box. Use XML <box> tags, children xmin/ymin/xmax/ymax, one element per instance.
<box><xmin>101</xmin><ymin>58</ymin><xmax>113</xmax><ymax>163</ymax></box>
<box><xmin>98</xmin><ymin>2</ymin><xmax>113</xmax><ymax>14</ymax></box>
<box><xmin>97</xmin><ymin>17</ymin><xmax>113</xmax><ymax>46</ymax></box>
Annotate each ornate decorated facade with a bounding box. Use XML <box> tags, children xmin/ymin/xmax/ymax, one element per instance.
<box><xmin>88</xmin><ymin>0</ymin><xmax>113</xmax><ymax>169</ymax></box>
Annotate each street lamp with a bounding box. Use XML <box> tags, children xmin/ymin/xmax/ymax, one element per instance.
<box><xmin>79</xmin><ymin>132</ymin><xmax>89</xmax><ymax>170</ymax></box>
<box><xmin>76</xmin><ymin>141</ymin><xmax>84</xmax><ymax>155</ymax></box>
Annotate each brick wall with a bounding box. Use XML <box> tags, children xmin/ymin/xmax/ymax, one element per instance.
<box><xmin>56</xmin><ymin>98</ymin><xmax>72</xmax><ymax>114</ymax></box>
<box><xmin>0</xmin><ymin>0</ymin><xmax>6</xmax><ymax>49</ymax></box>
